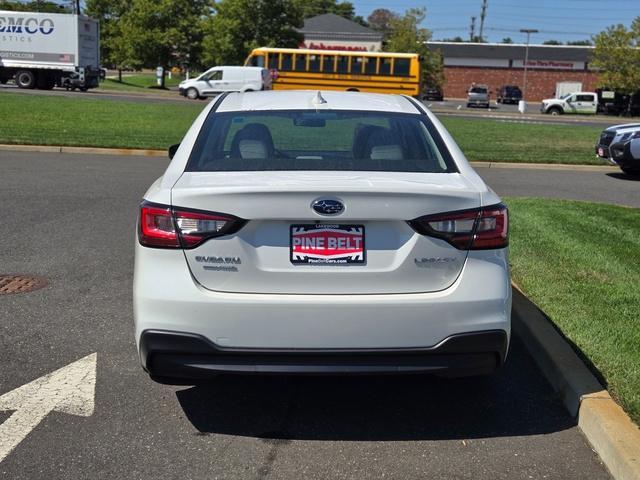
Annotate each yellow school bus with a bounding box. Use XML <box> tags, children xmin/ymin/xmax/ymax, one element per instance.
<box><xmin>245</xmin><ymin>47</ymin><xmax>421</xmax><ymax>96</ymax></box>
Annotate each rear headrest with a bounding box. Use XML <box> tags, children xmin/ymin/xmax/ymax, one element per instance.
<box><xmin>370</xmin><ymin>144</ymin><xmax>403</xmax><ymax>161</ymax></box>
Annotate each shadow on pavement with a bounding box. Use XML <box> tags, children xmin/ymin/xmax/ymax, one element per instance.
<box><xmin>176</xmin><ymin>335</ymin><xmax>574</xmax><ymax>441</ymax></box>
<box><xmin>606</xmin><ymin>172</ymin><xmax>640</xmax><ymax>181</ymax></box>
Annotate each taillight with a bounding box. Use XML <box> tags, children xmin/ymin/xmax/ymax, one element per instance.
<box><xmin>409</xmin><ymin>203</ymin><xmax>508</xmax><ymax>250</ymax></box>
<box><xmin>138</xmin><ymin>201</ymin><xmax>245</xmax><ymax>249</ymax></box>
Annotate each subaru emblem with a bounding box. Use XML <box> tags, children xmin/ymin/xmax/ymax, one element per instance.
<box><xmin>312</xmin><ymin>199</ymin><xmax>344</xmax><ymax>216</ymax></box>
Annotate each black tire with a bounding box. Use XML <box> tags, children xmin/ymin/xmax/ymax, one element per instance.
<box><xmin>37</xmin><ymin>73</ymin><xmax>55</xmax><ymax>90</ymax></box>
<box><xmin>79</xmin><ymin>86</ymin><xmax>89</xmax><ymax>92</ymax></box>
<box><xmin>15</xmin><ymin>70</ymin><xmax>36</xmax><ymax>89</ymax></box>
<box><xmin>466</xmin><ymin>103</ymin><xmax>471</xmax><ymax>108</ymax></box>
<box><xmin>346</xmin><ymin>88</ymin><xmax>359</xmax><ymax>92</ymax></box>
<box><xmin>621</xmin><ymin>166</ymin><xmax>640</xmax><ymax>175</ymax></box>
<box><xmin>547</xmin><ymin>106</ymin><xmax>563</xmax><ymax>115</ymax></box>
<box><xmin>186</xmin><ymin>87</ymin><xmax>199</xmax><ymax>100</ymax></box>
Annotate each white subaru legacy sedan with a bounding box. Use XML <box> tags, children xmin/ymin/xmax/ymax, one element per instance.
<box><xmin>134</xmin><ymin>90</ymin><xmax>511</xmax><ymax>382</ymax></box>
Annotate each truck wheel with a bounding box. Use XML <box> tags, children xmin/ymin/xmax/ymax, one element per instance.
<box><xmin>547</xmin><ymin>106</ymin><xmax>563</xmax><ymax>115</ymax></box>
<box><xmin>15</xmin><ymin>70</ymin><xmax>36</xmax><ymax>89</ymax></box>
<box><xmin>186</xmin><ymin>88</ymin><xmax>199</xmax><ymax>100</ymax></box>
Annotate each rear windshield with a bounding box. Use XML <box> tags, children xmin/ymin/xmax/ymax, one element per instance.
<box><xmin>470</xmin><ymin>87</ymin><xmax>487</xmax><ymax>94</ymax></box>
<box><xmin>186</xmin><ymin>110</ymin><xmax>456</xmax><ymax>173</ymax></box>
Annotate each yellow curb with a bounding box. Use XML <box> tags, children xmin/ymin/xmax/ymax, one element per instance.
<box><xmin>512</xmin><ymin>287</ymin><xmax>640</xmax><ymax>480</ymax></box>
<box><xmin>580</xmin><ymin>396</ymin><xmax>640</xmax><ymax>480</ymax></box>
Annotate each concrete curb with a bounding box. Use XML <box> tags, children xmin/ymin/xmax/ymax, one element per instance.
<box><xmin>512</xmin><ymin>287</ymin><xmax>640</xmax><ymax>480</ymax></box>
<box><xmin>0</xmin><ymin>144</ymin><xmax>166</xmax><ymax>157</ymax></box>
<box><xmin>0</xmin><ymin>144</ymin><xmax>618</xmax><ymax>171</ymax></box>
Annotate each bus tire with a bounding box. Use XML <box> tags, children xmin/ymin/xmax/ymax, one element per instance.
<box><xmin>16</xmin><ymin>70</ymin><xmax>36</xmax><ymax>89</ymax></box>
<box><xmin>346</xmin><ymin>88</ymin><xmax>359</xmax><ymax>92</ymax></box>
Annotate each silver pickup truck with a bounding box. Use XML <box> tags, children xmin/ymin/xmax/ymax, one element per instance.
<box><xmin>595</xmin><ymin>123</ymin><xmax>640</xmax><ymax>175</ymax></box>
<box><xmin>467</xmin><ymin>84</ymin><xmax>490</xmax><ymax>108</ymax></box>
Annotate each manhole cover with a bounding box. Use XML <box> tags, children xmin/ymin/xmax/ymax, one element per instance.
<box><xmin>0</xmin><ymin>275</ymin><xmax>48</xmax><ymax>295</ymax></box>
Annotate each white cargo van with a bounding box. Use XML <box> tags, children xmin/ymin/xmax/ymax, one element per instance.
<box><xmin>179</xmin><ymin>66</ymin><xmax>270</xmax><ymax>99</ymax></box>
<box><xmin>540</xmin><ymin>92</ymin><xmax>598</xmax><ymax>115</ymax></box>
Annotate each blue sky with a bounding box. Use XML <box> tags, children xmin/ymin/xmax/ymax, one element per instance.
<box><xmin>351</xmin><ymin>0</ymin><xmax>638</xmax><ymax>44</ymax></box>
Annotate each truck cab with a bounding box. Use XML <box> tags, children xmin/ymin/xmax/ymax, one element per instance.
<box><xmin>541</xmin><ymin>92</ymin><xmax>598</xmax><ymax>115</ymax></box>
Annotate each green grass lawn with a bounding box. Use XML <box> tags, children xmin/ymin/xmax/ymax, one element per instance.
<box><xmin>440</xmin><ymin>117</ymin><xmax>603</xmax><ymax>165</ymax></box>
<box><xmin>507</xmin><ymin>197</ymin><xmax>640</xmax><ymax>423</ymax></box>
<box><xmin>0</xmin><ymin>92</ymin><xmax>204</xmax><ymax>149</ymax></box>
<box><xmin>98</xmin><ymin>74</ymin><xmax>183</xmax><ymax>93</ymax></box>
<box><xmin>0</xmin><ymin>91</ymin><xmax>605</xmax><ymax>164</ymax></box>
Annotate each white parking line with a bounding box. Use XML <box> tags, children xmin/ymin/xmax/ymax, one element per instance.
<box><xmin>0</xmin><ymin>353</ymin><xmax>97</xmax><ymax>463</ymax></box>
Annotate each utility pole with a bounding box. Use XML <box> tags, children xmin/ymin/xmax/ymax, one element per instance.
<box><xmin>470</xmin><ymin>16</ymin><xmax>477</xmax><ymax>42</ymax></box>
<box><xmin>478</xmin><ymin>0</ymin><xmax>488</xmax><ymax>42</ymax></box>
<box><xmin>519</xmin><ymin>28</ymin><xmax>538</xmax><ymax>103</ymax></box>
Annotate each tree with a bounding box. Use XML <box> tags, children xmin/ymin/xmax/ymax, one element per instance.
<box><xmin>367</xmin><ymin>8</ymin><xmax>397</xmax><ymax>37</ymax></box>
<box><xmin>501</xmin><ymin>37</ymin><xmax>514</xmax><ymax>44</ymax></box>
<box><xmin>202</xmin><ymin>0</ymin><xmax>302</xmax><ymax>67</ymax></box>
<box><xmin>592</xmin><ymin>18</ymin><xmax>640</xmax><ymax>103</ymax></box>
<box><xmin>292</xmin><ymin>0</ymin><xmax>356</xmax><ymax>20</ymax></box>
<box><xmin>441</xmin><ymin>36</ymin><xmax>465</xmax><ymax>43</ymax></box>
<box><xmin>567</xmin><ymin>39</ymin><xmax>593</xmax><ymax>46</ymax></box>
<box><xmin>543</xmin><ymin>40</ymin><xmax>563</xmax><ymax>45</ymax></box>
<box><xmin>85</xmin><ymin>0</ymin><xmax>131</xmax><ymax>78</ymax></box>
<box><xmin>119</xmin><ymin>0</ymin><xmax>210</xmax><ymax>87</ymax></box>
<box><xmin>385</xmin><ymin>8</ymin><xmax>443</xmax><ymax>90</ymax></box>
<box><xmin>0</xmin><ymin>0</ymin><xmax>71</xmax><ymax>12</ymax></box>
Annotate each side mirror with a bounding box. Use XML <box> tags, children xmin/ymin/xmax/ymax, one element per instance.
<box><xmin>168</xmin><ymin>143</ymin><xmax>180</xmax><ymax>159</ymax></box>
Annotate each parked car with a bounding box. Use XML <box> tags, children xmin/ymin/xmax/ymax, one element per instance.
<box><xmin>178</xmin><ymin>66</ymin><xmax>271</xmax><ymax>100</ymax></box>
<box><xmin>540</xmin><ymin>92</ymin><xmax>597</xmax><ymax>115</ymax></box>
<box><xmin>496</xmin><ymin>85</ymin><xmax>522</xmax><ymax>105</ymax></box>
<box><xmin>595</xmin><ymin>123</ymin><xmax>640</xmax><ymax>175</ymax></box>
<box><xmin>422</xmin><ymin>86</ymin><xmax>444</xmax><ymax>102</ymax></box>
<box><xmin>467</xmin><ymin>84</ymin><xmax>490</xmax><ymax>108</ymax></box>
<box><xmin>134</xmin><ymin>90</ymin><xmax>511</xmax><ymax>383</ymax></box>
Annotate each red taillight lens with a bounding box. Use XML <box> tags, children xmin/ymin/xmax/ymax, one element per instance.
<box><xmin>138</xmin><ymin>201</ymin><xmax>245</xmax><ymax>249</ymax></box>
<box><xmin>139</xmin><ymin>204</ymin><xmax>180</xmax><ymax>248</ymax></box>
<box><xmin>409</xmin><ymin>203</ymin><xmax>508</xmax><ymax>250</ymax></box>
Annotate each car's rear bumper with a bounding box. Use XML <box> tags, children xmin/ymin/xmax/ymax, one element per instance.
<box><xmin>134</xmin><ymin>244</ymin><xmax>511</xmax><ymax>371</ymax></box>
<box><xmin>140</xmin><ymin>329</ymin><xmax>508</xmax><ymax>379</ymax></box>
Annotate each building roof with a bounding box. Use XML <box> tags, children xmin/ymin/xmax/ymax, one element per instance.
<box><xmin>217</xmin><ymin>90</ymin><xmax>419</xmax><ymax>115</ymax></box>
<box><xmin>297</xmin><ymin>13</ymin><xmax>382</xmax><ymax>42</ymax></box>
<box><xmin>427</xmin><ymin>41</ymin><xmax>594</xmax><ymax>62</ymax></box>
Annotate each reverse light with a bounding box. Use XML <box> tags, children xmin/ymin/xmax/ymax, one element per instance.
<box><xmin>409</xmin><ymin>203</ymin><xmax>508</xmax><ymax>250</ymax></box>
<box><xmin>138</xmin><ymin>201</ymin><xmax>245</xmax><ymax>249</ymax></box>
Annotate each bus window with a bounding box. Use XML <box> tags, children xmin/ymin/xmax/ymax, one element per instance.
<box><xmin>295</xmin><ymin>54</ymin><xmax>306</xmax><ymax>71</ymax></box>
<box><xmin>309</xmin><ymin>55</ymin><xmax>321</xmax><ymax>72</ymax></box>
<box><xmin>364</xmin><ymin>57</ymin><xmax>376</xmax><ymax>75</ymax></box>
<box><xmin>322</xmin><ymin>55</ymin><xmax>336</xmax><ymax>73</ymax></box>
<box><xmin>336</xmin><ymin>56</ymin><xmax>349</xmax><ymax>73</ymax></box>
<box><xmin>281</xmin><ymin>53</ymin><xmax>293</xmax><ymax>71</ymax></box>
<box><xmin>248</xmin><ymin>54</ymin><xmax>264</xmax><ymax>67</ymax></box>
<box><xmin>268</xmin><ymin>54</ymin><xmax>279</xmax><ymax>70</ymax></box>
<box><xmin>353</xmin><ymin>57</ymin><xmax>364</xmax><ymax>74</ymax></box>
<box><xmin>379</xmin><ymin>57</ymin><xmax>392</xmax><ymax>75</ymax></box>
<box><xmin>394</xmin><ymin>58</ymin><xmax>410</xmax><ymax>76</ymax></box>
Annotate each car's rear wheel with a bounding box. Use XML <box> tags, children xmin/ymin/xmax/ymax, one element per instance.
<box><xmin>186</xmin><ymin>87</ymin><xmax>200</xmax><ymax>100</ymax></box>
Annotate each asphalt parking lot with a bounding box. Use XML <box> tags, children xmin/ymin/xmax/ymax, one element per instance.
<box><xmin>0</xmin><ymin>151</ymin><xmax>622</xmax><ymax>479</ymax></box>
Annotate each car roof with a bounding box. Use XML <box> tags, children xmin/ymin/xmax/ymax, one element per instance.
<box><xmin>216</xmin><ymin>90</ymin><xmax>421</xmax><ymax>114</ymax></box>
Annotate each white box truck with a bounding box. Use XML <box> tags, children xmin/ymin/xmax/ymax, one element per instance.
<box><xmin>0</xmin><ymin>11</ymin><xmax>100</xmax><ymax>90</ymax></box>
<box><xmin>555</xmin><ymin>81</ymin><xmax>582</xmax><ymax>99</ymax></box>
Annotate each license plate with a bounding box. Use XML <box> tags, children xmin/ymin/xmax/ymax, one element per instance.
<box><xmin>290</xmin><ymin>224</ymin><xmax>365</xmax><ymax>265</ymax></box>
<box><xmin>598</xmin><ymin>147</ymin><xmax>606</xmax><ymax>157</ymax></box>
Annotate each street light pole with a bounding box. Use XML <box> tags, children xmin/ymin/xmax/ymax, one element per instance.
<box><xmin>519</xmin><ymin>29</ymin><xmax>538</xmax><ymax>102</ymax></box>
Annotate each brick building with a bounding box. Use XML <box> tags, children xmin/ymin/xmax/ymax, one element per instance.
<box><xmin>427</xmin><ymin>42</ymin><xmax>598</xmax><ymax>101</ymax></box>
